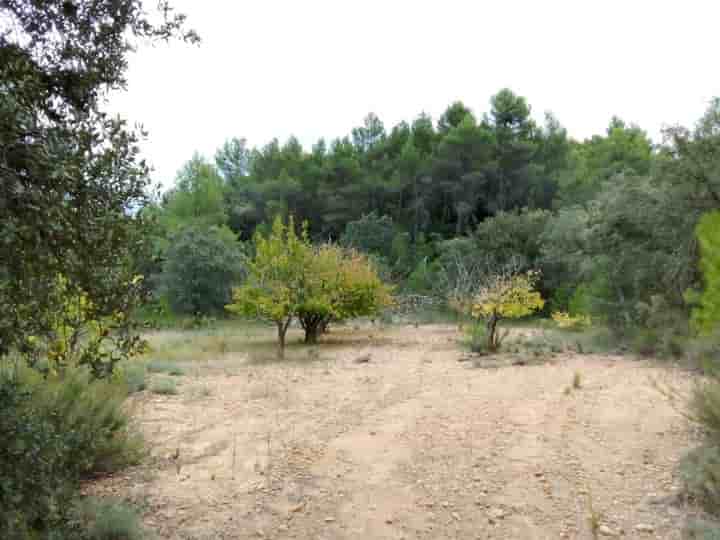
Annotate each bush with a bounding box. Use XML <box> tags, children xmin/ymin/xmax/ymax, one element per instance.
<box><xmin>150</xmin><ymin>377</ymin><xmax>178</xmax><ymax>395</ymax></box>
<box><xmin>685</xmin><ymin>518</ymin><xmax>720</xmax><ymax>539</ymax></box>
<box><xmin>117</xmin><ymin>362</ymin><xmax>147</xmax><ymax>393</ymax></box>
<box><xmin>551</xmin><ymin>311</ymin><xmax>591</xmax><ymax>330</ymax></box>
<box><xmin>75</xmin><ymin>497</ymin><xmax>148</xmax><ymax>540</ymax></box>
<box><xmin>160</xmin><ymin>224</ymin><xmax>245</xmax><ymax>316</ymax></box>
<box><xmin>0</xmin><ymin>364</ymin><xmax>143</xmax><ymax>538</ymax></box>
<box><xmin>465</xmin><ymin>323</ymin><xmax>489</xmax><ymax>354</ymax></box>
<box><xmin>146</xmin><ymin>360</ymin><xmax>185</xmax><ymax>376</ymax></box>
<box><xmin>680</xmin><ymin>444</ymin><xmax>720</xmax><ymax>512</ymax></box>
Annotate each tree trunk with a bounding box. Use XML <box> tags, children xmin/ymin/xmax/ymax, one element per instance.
<box><xmin>277</xmin><ymin>322</ymin><xmax>287</xmax><ymax>359</ymax></box>
<box><xmin>304</xmin><ymin>323</ymin><xmax>321</xmax><ymax>344</ymax></box>
<box><xmin>486</xmin><ymin>312</ymin><xmax>499</xmax><ymax>352</ymax></box>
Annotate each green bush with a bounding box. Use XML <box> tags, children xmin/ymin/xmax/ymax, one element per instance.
<box><xmin>685</xmin><ymin>518</ymin><xmax>720</xmax><ymax>539</ymax></box>
<box><xmin>465</xmin><ymin>322</ymin><xmax>490</xmax><ymax>354</ymax></box>
<box><xmin>75</xmin><ymin>497</ymin><xmax>148</xmax><ymax>540</ymax></box>
<box><xmin>150</xmin><ymin>377</ymin><xmax>178</xmax><ymax>395</ymax></box>
<box><xmin>0</xmin><ymin>365</ymin><xmax>143</xmax><ymax>538</ymax></box>
<box><xmin>681</xmin><ymin>444</ymin><xmax>720</xmax><ymax>513</ymax></box>
<box><xmin>146</xmin><ymin>360</ymin><xmax>185</xmax><ymax>376</ymax></box>
<box><xmin>119</xmin><ymin>362</ymin><xmax>147</xmax><ymax>393</ymax></box>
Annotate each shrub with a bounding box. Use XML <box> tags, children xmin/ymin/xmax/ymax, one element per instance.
<box><xmin>465</xmin><ymin>322</ymin><xmax>489</xmax><ymax>354</ymax></box>
<box><xmin>0</xmin><ymin>365</ymin><xmax>142</xmax><ymax>538</ymax></box>
<box><xmin>151</xmin><ymin>378</ymin><xmax>178</xmax><ymax>395</ymax></box>
<box><xmin>551</xmin><ymin>311</ymin><xmax>591</xmax><ymax>330</ymax></box>
<box><xmin>160</xmin><ymin>224</ymin><xmax>245</xmax><ymax>316</ymax></box>
<box><xmin>685</xmin><ymin>518</ymin><xmax>720</xmax><ymax>539</ymax></box>
<box><xmin>680</xmin><ymin>444</ymin><xmax>720</xmax><ymax>512</ymax></box>
<box><xmin>117</xmin><ymin>362</ymin><xmax>147</xmax><ymax>394</ymax></box>
<box><xmin>146</xmin><ymin>360</ymin><xmax>185</xmax><ymax>376</ymax></box>
<box><xmin>471</xmin><ymin>270</ymin><xmax>545</xmax><ymax>352</ymax></box>
<box><xmin>75</xmin><ymin>497</ymin><xmax>148</xmax><ymax>540</ymax></box>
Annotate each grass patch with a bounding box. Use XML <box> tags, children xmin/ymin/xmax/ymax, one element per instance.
<box><xmin>75</xmin><ymin>497</ymin><xmax>148</xmax><ymax>540</ymax></box>
<box><xmin>573</xmin><ymin>371</ymin><xmax>583</xmax><ymax>389</ymax></box>
<box><xmin>119</xmin><ymin>362</ymin><xmax>147</xmax><ymax>393</ymax></box>
<box><xmin>146</xmin><ymin>359</ymin><xmax>185</xmax><ymax>376</ymax></box>
<box><xmin>150</xmin><ymin>377</ymin><xmax>178</xmax><ymax>395</ymax></box>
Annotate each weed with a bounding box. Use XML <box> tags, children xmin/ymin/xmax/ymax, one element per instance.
<box><xmin>573</xmin><ymin>371</ymin><xmax>582</xmax><ymax>390</ymax></box>
<box><xmin>586</xmin><ymin>490</ymin><xmax>603</xmax><ymax>540</ymax></box>
<box><xmin>75</xmin><ymin>497</ymin><xmax>148</xmax><ymax>540</ymax></box>
<box><xmin>119</xmin><ymin>362</ymin><xmax>147</xmax><ymax>393</ymax></box>
<box><xmin>685</xmin><ymin>518</ymin><xmax>720</xmax><ymax>539</ymax></box>
<box><xmin>150</xmin><ymin>378</ymin><xmax>178</xmax><ymax>395</ymax></box>
<box><xmin>564</xmin><ymin>386</ymin><xmax>572</xmax><ymax>396</ymax></box>
<box><xmin>146</xmin><ymin>360</ymin><xmax>185</xmax><ymax>376</ymax></box>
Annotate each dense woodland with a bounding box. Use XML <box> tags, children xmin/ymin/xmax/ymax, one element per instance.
<box><xmin>148</xmin><ymin>91</ymin><xmax>720</xmax><ymax>355</ymax></box>
<box><xmin>2</xmin><ymin>0</ymin><xmax>720</xmax><ymax>538</ymax></box>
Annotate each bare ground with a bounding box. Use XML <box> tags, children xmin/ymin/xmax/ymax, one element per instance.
<box><xmin>92</xmin><ymin>324</ymin><xmax>698</xmax><ymax>539</ymax></box>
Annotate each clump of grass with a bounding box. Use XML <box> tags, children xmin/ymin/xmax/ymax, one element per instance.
<box><xmin>573</xmin><ymin>371</ymin><xmax>582</xmax><ymax>389</ymax></box>
<box><xmin>146</xmin><ymin>360</ymin><xmax>185</xmax><ymax>376</ymax></box>
<box><xmin>150</xmin><ymin>377</ymin><xmax>178</xmax><ymax>395</ymax></box>
<box><xmin>563</xmin><ymin>386</ymin><xmax>572</xmax><ymax>396</ymax></box>
<box><xmin>120</xmin><ymin>362</ymin><xmax>147</xmax><ymax>394</ymax></box>
<box><xmin>464</xmin><ymin>322</ymin><xmax>490</xmax><ymax>354</ymax></box>
<box><xmin>75</xmin><ymin>497</ymin><xmax>148</xmax><ymax>540</ymax></box>
<box><xmin>685</xmin><ymin>518</ymin><xmax>720</xmax><ymax>539</ymax></box>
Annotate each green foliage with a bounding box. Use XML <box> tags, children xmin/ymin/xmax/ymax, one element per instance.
<box><xmin>160</xmin><ymin>225</ymin><xmax>245</xmax><ymax>316</ymax></box>
<box><xmin>0</xmin><ymin>0</ymin><xmax>195</xmax><ymax>364</ymax></box>
<box><xmin>160</xmin><ymin>155</ymin><xmax>229</xmax><ymax>232</ymax></box>
<box><xmin>0</xmin><ymin>364</ymin><xmax>142</xmax><ymax>538</ymax></box>
<box><xmin>146</xmin><ymin>360</ymin><xmax>185</xmax><ymax>376</ymax></box>
<box><xmin>465</xmin><ymin>322</ymin><xmax>489</xmax><ymax>354</ymax></box>
<box><xmin>681</xmin><ymin>444</ymin><xmax>720</xmax><ymax>513</ymax></box>
<box><xmin>228</xmin><ymin>216</ymin><xmax>393</xmax><ymax>348</ymax></box>
<box><xmin>226</xmin><ymin>216</ymin><xmax>310</xmax><ymax>354</ymax></box>
<box><xmin>76</xmin><ymin>497</ymin><xmax>148</xmax><ymax>540</ymax></box>
<box><xmin>692</xmin><ymin>211</ymin><xmax>720</xmax><ymax>334</ymax></box>
<box><xmin>685</xmin><ymin>519</ymin><xmax>720</xmax><ymax>539</ymax></box>
<box><xmin>117</xmin><ymin>362</ymin><xmax>147</xmax><ymax>394</ymax></box>
<box><xmin>150</xmin><ymin>377</ymin><xmax>179</xmax><ymax>395</ymax></box>
<box><xmin>340</xmin><ymin>212</ymin><xmax>395</xmax><ymax>260</ymax></box>
<box><xmin>296</xmin><ymin>245</ymin><xmax>394</xmax><ymax>343</ymax></box>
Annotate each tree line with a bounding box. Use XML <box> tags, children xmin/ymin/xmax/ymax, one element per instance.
<box><xmin>147</xmin><ymin>90</ymin><xmax>720</xmax><ymax>355</ymax></box>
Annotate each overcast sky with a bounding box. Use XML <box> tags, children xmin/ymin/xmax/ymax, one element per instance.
<box><xmin>107</xmin><ymin>0</ymin><xmax>720</xmax><ymax>189</ymax></box>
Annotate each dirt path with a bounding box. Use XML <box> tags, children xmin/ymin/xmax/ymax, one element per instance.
<box><xmin>99</xmin><ymin>325</ymin><xmax>697</xmax><ymax>539</ymax></box>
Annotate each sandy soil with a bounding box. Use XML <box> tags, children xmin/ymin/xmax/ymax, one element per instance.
<box><xmin>93</xmin><ymin>324</ymin><xmax>698</xmax><ymax>539</ymax></box>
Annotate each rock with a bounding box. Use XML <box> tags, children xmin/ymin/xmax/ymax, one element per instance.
<box><xmin>324</xmin><ymin>517</ymin><xmax>335</xmax><ymax>523</ymax></box>
<box><xmin>635</xmin><ymin>523</ymin><xmax>654</xmax><ymax>533</ymax></box>
<box><xmin>488</xmin><ymin>507</ymin><xmax>505</xmax><ymax>520</ymax></box>
<box><xmin>289</xmin><ymin>502</ymin><xmax>304</xmax><ymax>513</ymax></box>
<box><xmin>452</xmin><ymin>512</ymin><xmax>460</xmax><ymax>521</ymax></box>
<box><xmin>385</xmin><ymin>518</ymin><xmax>393</xmax><ymax>524</ymax></box>
<box><xmin>354</xmin><ymin>354</ymin><xmax>371</xmax><ymax>364</ymax></box>
<box><xmin>598</xmin><ymin>525</ymin><xmax>616</xmax><ymax>536</ymax></box>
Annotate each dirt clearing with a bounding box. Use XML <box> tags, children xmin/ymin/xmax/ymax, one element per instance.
<box><xmin>95</xmin><ymin>324</ymin><xmax>697</xmax><ymax>539</ymax></box>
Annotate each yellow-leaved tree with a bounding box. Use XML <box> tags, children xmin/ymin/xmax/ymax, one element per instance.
<box><xmin>226</xmin><ymin>216</ymin><xmax>311</xmax><ymax>356</ymax></box>
<box><xmin>298</xmin><ymin>245</ymin><xmax>393</xmax><ymax>344</ymax></box>
<box><xmin>471</xmin><ymin>270</ymin><xmax>545</xmax><ymax>352</ymax></box>
<box><xmin>226</xmin><ymin>216</ymin><xmax>393</xmax><ymax>356</ymax></box>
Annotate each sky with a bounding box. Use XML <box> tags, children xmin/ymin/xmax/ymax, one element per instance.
<box><xmin>107</xmin><ymin>0</ymin><xmax>720</xmax><ymax>189</ymax></box>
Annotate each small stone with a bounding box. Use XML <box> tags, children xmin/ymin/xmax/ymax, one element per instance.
<box><xmin>370</xmin><ymin>430</ymin><xmax>377</xmax><ymax>436</ymax></box>
<box><xmin>385</xmin><ymin>518</ymin><xmax>393</xmax><ymax>524</ymax></box>
<box><xmin>324</xmin><ymin>517</ymin><xmax>335</xmax><ymax>523</ymax></box>
<box><xmin>452</xmin><ymin>512</ymin><xmax>460</xmax><ymax>521</ymax></box>
<box><xmin>488</xmin><ymin>507</ymin><xmax>505</xmax><ymax>520</ymax></box>
<box><xmin>635</xmin><ymin>523</ymin><xmax>654</xmax><ymax>533</ymax></box>
<box><xmin>598</xmin><ymin>525</ymin><xmax>616</xmax><ymax>536</ymax></box>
